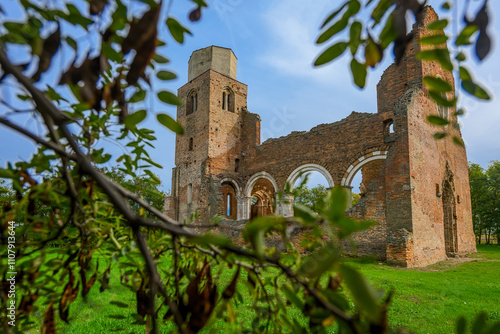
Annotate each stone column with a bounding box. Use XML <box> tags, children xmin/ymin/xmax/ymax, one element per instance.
<box><xmin>344</xmin><ymin>186</ymin><xmax>353</xmax><ymax>209</ymax></box>
<box><xmin>276</xmin><ymin>193</ymin><xmax>294</xmax><ymax>218</ymax></box>
<box><xmin>236</xmin><ymin>196</ymin><xmax>251</xmax><ymax>220</ymax></box>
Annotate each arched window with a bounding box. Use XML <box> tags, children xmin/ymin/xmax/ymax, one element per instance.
<box><xmin>187</xmin><ymin>91</ymin><xmax>197</xmax><ymax>115</ymax></box>
<box><xmin>222</xmin><ymin>88</ymin><xmax>234</xmax><ymax>113</ymax></box>
<box><xmin>384</xmin><ymin>119</ymin><xmax>395</xmax><ymax>136</ymax></box>
<box><xmin>221</xmin><ymin>182</ymin><xmax>238</xmax><ymax>220</ymax></box>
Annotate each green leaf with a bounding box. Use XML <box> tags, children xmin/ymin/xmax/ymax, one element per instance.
<box><xmin>427</xmin><ymin>115</ymin><xmax>449</xmax><ymax>126</ymax></box>
<box><xmin>417</xmin><ymin>49</ymin><xmax>453</xmax><ymax>71</ymax></box>
<box><xmin>157</xmin><ymin>91</ymin><xmax>182</xmax><ymax>106</ymax></box>
<box><xmin>157</xmin><ymin>113</ymin><xmax>184</xmax><ymax>134</ymax></box>
<box><xmin>324</xmin><ymin>187</ymin><xmax>348</xmax><ymax>223</ymax></box>
<box><xmin>456</xmin><ymin>25</ymin><xmax>479</xmax><ymax>46</ymax></box>
<box><xmin>282</xmin><ymin>285</ymin><xmax>304</xmax><ymax>310</ymax></box>
<box><xmin>131</xmin><ymin>271</ymin><xmax>142</xmax><ymax>292</ymax></box>
<box><xmin>349</xmin><ymin>21</ymin><xmax>362</xmax><ymax>55</ymax></box>
<box><xmin>462</xmin><ymin>80</ymin><xmax>490</xmax><ymax>100</ymax></box>
<box><xmin>245</xmin><ymin>217</ymin><xmax>285</xmax><ymax>259</ymax></box>
<box><xmin>317</xmin><ymin>19</ymin><xmax>348</xmax><ymax>44</ymax></box>
<box><xmin>0</xmin><ymin>168</ymin><xmax>14</xmax><ymax>179</ymax></box>
<box><xmin>65</xmin><ymin>36</ymin><xmax>77</xmax><ymax>50</ymax></box>
<box><xmin>339</xmin><ymin>264</ymin><xmax>380</xmax><ymax>322</ymax></box>
<box><xmin>364</xmin><ymin>37</ymin><xmax>382</xmax><ymax>68</ymax></box>
<box><xmin>166</xmin><ymin>17</ymin><xmax>192</xmax><ymax>44</ymax></box>
<box><xmin>428</xmin><ymin>91</ymin><xmax>456</xmax><ymax>107</ymax></box>
<box><xmin>379</xmin><ymin>14</ymin><xmax>398</xmax><ymax>49</ymax></box>
<box><xmin>47</xmin><ymin>86</ymin><xmax>66</xmax><ymax>102</ymax></box>
<box><xmin>433</xmin><ymin>132</ymin><xmax>447</xmax><ymax>140</ymax></box>
<box><xmin>452</xmin><ymin>136</ymin><xmax>464</xmax><ymax>146</ymax></box>
<box><xmin>456</xmin><ymin>52</ymin><xmax>466</xmax><ymax>61</ymax></box>
<box><xmin>65</xmin><ymin>4</ymin><xmax>94</xmax><ymax>27</ymax></box>
<box><xmin>314</xmin><ymin>42</ymin><xmax>348</xmax><ymax>66</ymax></box>
<box><xmin>157</xmin><ymin>70</ymin><xmax>177</xmax><ymax>81</ymax></box>
<box><xmin>423</xmin><ymin>76</ymin><xmax>452</xmax><ymax>92</ymax></box>
<box><xmin>459</xmin><ymin>67</ymin><xmax>472</xmax><ymax>81</ymax></box>
<box><xmin>336</xmin><ymin>217</ymin><xmax>375</xmax><ymax>239</ymax></box>
<box><xmin>293</xmin><ymin>203</ymin><xmax>318</xmax><ymax>223</ymax></box>
<box><xmin>460</xmin><ymin>68</ymin><xmax>490</xmax><ymax>100</ymax></box>
<box><xmin>123</xmin><ymin>110</ymin><xmax>147</xmax><ymax>130</ymax></box>
<box><xmin>153</xmin><ymin>54</ymin><xmax>170</xmax><ymax>63</ymax></box>
<box><xmin>317</xmin><ymin>0</ymin><xmax>360</xmax><ymax>43</ymax></box>
<box><xmin>144</xmin><ymin>170</ymin><xmax>160</xmax><ymax>184</ymax></box>
<box><xmin>101</xmin><ymin>42</ymin><xmax>121</xmax><ymax>62</ymax></box>
<box><xmin>320</xmin><ymin>2</ymin><xmax>348</xmax><ymax>29</ymax></box>
<box><xmin>419</xmin><ymin>34</ymin><xmax>448</xmax><ymax>45</ymax></box>
<box><xmin>191</xmin><ymin>234</ymin><xmax>231</xmax><ymax>247</ymax></box>
<box><xmin>93</xmin><ymin>148</ymin><xmax>112</xmax><ymax>164</ymax></box>
<box><xmin>371</xmin><ymin>0</ymin><xmax>392</xmax><ymax>25</ymax></box>
<box><xmin>298</xmin><ymin>244</ymin><xmax>340</xmax><ymax>278</ymax></box>
<box><xmin>129</xmin><ymin>90</ymin><xmax>146</xmax><ymax>103</ymax></box>
<box><xmin>350</xmin><ymin>58</ymin><xmax>367</xmax><ymax>88</ymax></box>
<box><xmin>427</xmin><ymin>19</ymin><xmax>448</xmax><ymax>31</ymax></box>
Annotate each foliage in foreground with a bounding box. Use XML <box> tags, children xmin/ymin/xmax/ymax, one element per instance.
<box><xmin>0</xmin><ymin>0</ymin><xmax>498</xmax><ymax>333</ymax></box>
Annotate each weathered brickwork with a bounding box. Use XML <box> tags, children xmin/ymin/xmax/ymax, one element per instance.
<box><xmin>165</xmin><ymin>7</ymin><xmax>476</xmax><ymax>267</ymax></box>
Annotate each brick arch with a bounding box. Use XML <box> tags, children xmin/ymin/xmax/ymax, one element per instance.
<box><xmin>220</xmin><ymin>177</ymin><xmax>241</xmax><ymax>197</ymax></box>
<box><xmin>341</xmin><ymin>150</ymin><xmax>389</xmax><ymax>187</ymax></box>
<box><xmin>244</xmin><ymin>171</ymin><xmax>278</xmax><ymax>197</ymax></box>
<box><xmin>285</xmin><ymin>163</ymin><xmax>335</xmax><ymax>190</ymax></box>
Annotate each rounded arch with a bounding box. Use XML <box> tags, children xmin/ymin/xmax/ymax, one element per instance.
<box><xmin>186</xmin><ymin>89</ymin><xmax>198</xmax><ymax>116</ymax></box>
<box><xmin>341</xmin><ymin>151</ymin><xmax>388</xmax><ymax>187</ymax></box>
<box><xmin>286</xmin><ymin>163</ymin><xmax>334</xmax><ymax>190</ymax></box>
<box><xmin>222</xmin><ymin>86</ymin><xmax>235</xmax><ymax>112</ymax></box>
<box><xmin>220</xmin><ymin>177</ymin><xmax>241</xmax><ymax>197</ymax></box>
<box><xmin>244</xmin><ymin>172</ymin><xmax>278</xmax><ymax>197</ymax></box>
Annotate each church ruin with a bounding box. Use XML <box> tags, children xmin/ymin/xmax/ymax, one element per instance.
<box><xmin>164</xmin><ymin>7</ymin><xmax>476</xmax><ymax>267</ymax></box>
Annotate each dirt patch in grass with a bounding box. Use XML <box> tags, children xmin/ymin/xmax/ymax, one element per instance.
<box><xmin>417</xmin><ymin>256</ymin><xmax>500</xmax><ymax>272</ymax></box>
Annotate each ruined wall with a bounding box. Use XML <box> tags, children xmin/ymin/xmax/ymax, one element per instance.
<box><xmin>346</xmin><ymin>164</ymin><xmax>387</xmax><ymax>259</ymax></box>
<box><xmin>407</xmin><ymin>90</ymin><xmax>476</xmax><ymax>266</ymax></box>
<box><xmin>166</xmin><ymin>7</ymin><xmax>476</xmax><ymax>267</ymax></box>
<box><xmin>241</xmin><ymin>112</ymin><xmax>391</xmax><ymax>189</ymax></box>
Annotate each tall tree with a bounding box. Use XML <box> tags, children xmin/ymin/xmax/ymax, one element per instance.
<box><xmin>469</xmin><ymin>161</ymin><xmax>500</xmax><ymax>244</ymax></box>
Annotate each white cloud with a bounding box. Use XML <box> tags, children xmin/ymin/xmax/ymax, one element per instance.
<box><xmin>259</xmin><ymin>0</ymin><xmax>351</xmax><ymax>86</ymax></box>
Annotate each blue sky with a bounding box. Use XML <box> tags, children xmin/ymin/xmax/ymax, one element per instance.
<box><xmin>1</xmin><ymin>0</ymin><xmax>499</xmax><ymax>192</ymax></box>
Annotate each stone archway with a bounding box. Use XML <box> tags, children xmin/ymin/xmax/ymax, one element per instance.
<box><xmin>286</xmin><ymin>163</ymin><xmax>335</xmax><ymax>190</ymax></box>
<box><xmin>341</xmin><ymin>150</ymin><xmax>388</xmax><ymax>208</ymax></box>
<box><xmin>240</xmin><ymin>172</ymin><xmax>279</xmax><ymax>220</ymax></box>
<box><xmin>221</xmin><ymin>178</ymin><xmax>241</xmax><ymax>220</ymax></box>
<box><xmin>442</xmin><ymin>164</ymin><xmax>458</xmax><ymax>256</ymax></box>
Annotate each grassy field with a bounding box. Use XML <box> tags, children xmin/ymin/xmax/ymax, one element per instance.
<box><xmin>24</xmin><ymin>245</ymin><xmax>500</xmax><ymax>333</ymax></box>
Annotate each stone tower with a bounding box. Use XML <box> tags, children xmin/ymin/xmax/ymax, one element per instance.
<box><xmin>167</xmin><ymin>46</ymin><xmax>253</xmax><ymax>222</ymax></box>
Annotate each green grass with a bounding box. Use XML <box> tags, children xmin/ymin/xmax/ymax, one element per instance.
<box><xmin>352</xmin><ymin>255</ymin><xmax>500</xmax><ymax>333</ymax></box>
<box><xmin>23</xmin><ymin>245</ymin><xmax>500</xmax><ymax>333</ymax></box>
